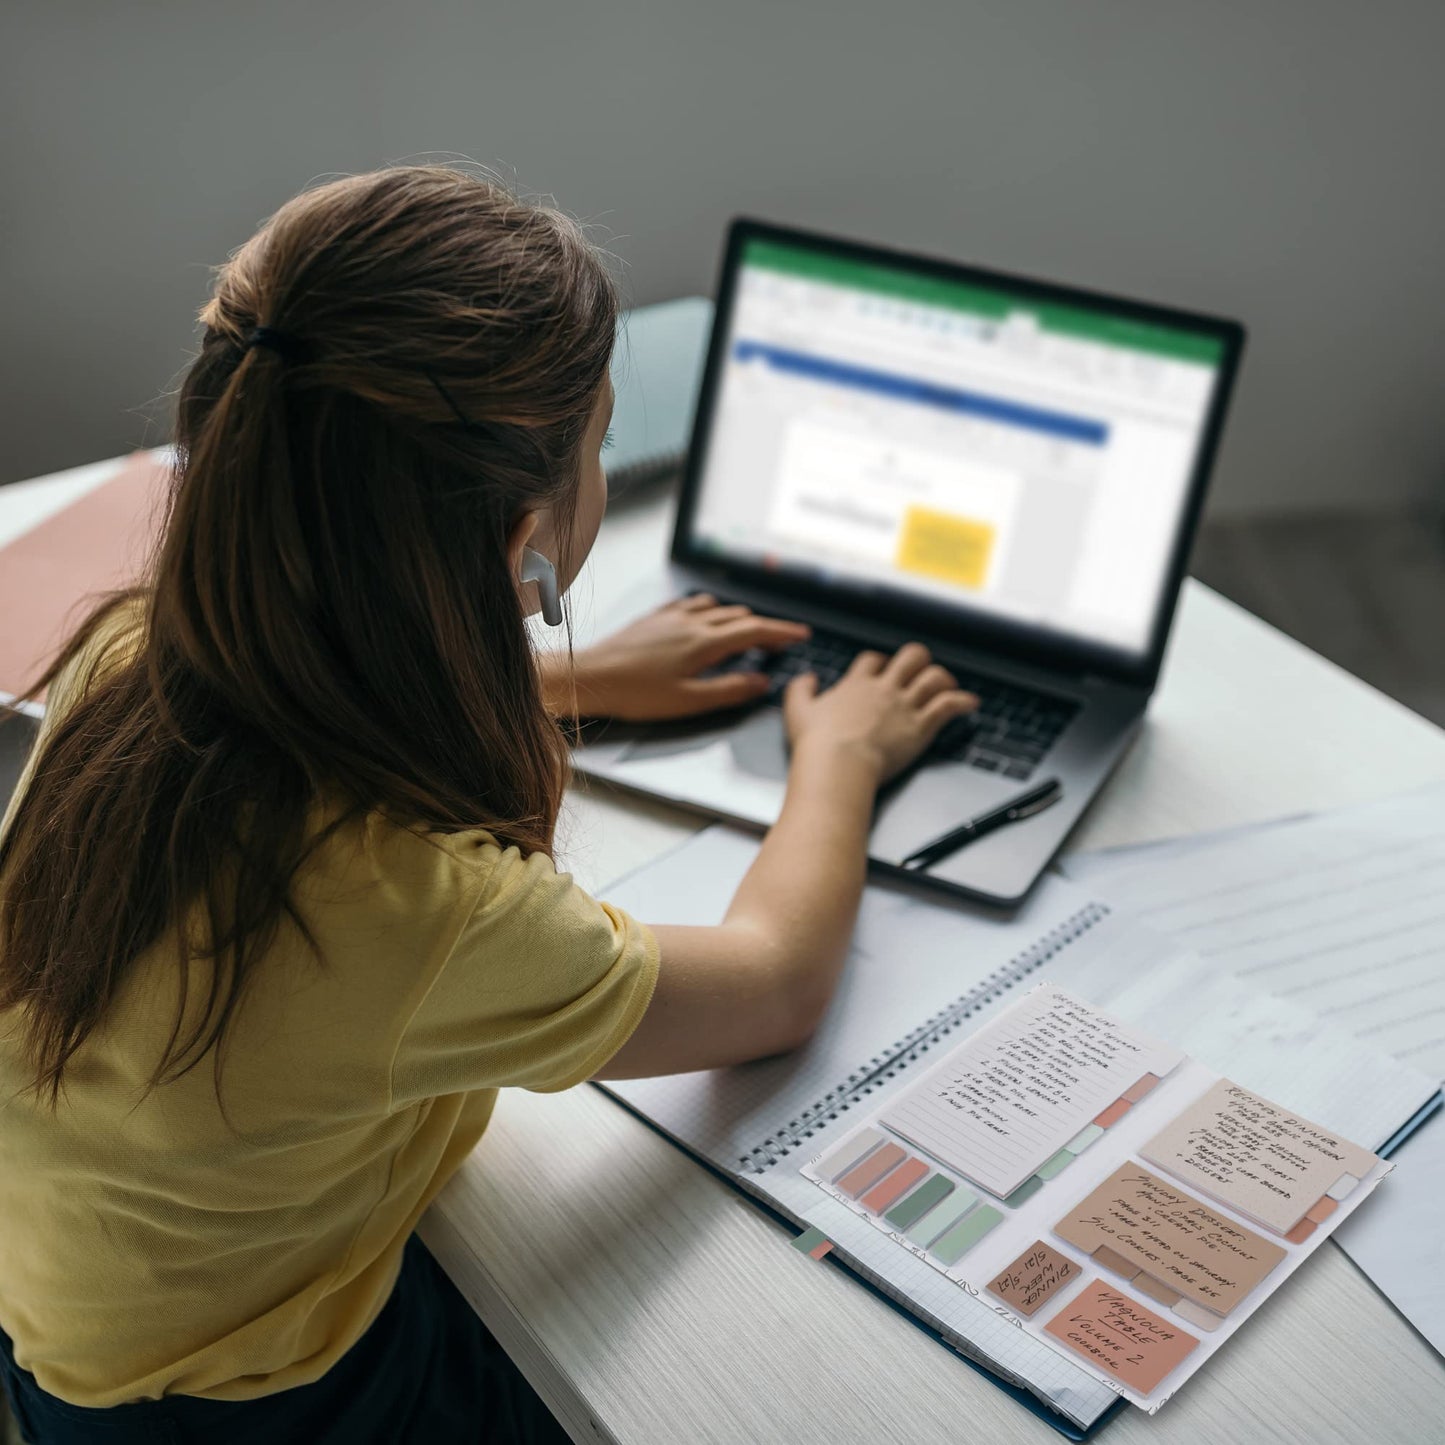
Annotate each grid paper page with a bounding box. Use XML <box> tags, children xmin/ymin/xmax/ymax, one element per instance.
<box><xmin>1062</xmin><ymin>783</ymin><xmax>1445</xmax><ymax>1080</ymax></box>
<box><xmin>762</xmin><ymin>1163</ymin><xmax>1121</xmax><ymax>1427</ymax></box>
<box><xmin>603</xmin><ymin>826</ymin><xmax>1103</xmax><ymax>1172</ymax></box>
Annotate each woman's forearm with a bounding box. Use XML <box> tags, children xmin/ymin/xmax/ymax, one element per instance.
<box><xmin>721</xmin><ymin>737</ymin><xmax>879</xmax><ymax>1030</ymax></box>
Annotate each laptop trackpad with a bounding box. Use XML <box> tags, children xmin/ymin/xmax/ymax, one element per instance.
<box><xmin>868</xmin><ymin>764</ymin><xmax>1034</xmax><ymax>867</ymax></box>
<box><xmin>618</xmin><ymin>707</ymin><xmax>789</xmax><ymax>782</ymax></box>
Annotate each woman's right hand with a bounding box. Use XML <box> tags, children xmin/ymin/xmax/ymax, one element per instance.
<box><xmin>782</xmin><ymin>643</ymin><xmax>979</xmax><ymax>785</ymax></box>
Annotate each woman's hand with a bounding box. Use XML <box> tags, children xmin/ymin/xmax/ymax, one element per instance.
<box><xmin>783</xmin><ymin>643</ymin><xmax>978</xmax><ymax>785</ymax></box>
<box><xmin>541</xmin><ymin>594</ymin><xmax>811</xmax><ymax>722</ymax></box>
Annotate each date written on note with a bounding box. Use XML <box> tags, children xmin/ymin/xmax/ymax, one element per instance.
<box><xmin>987</xmin><ymin>1240</ymin><xmax>1079</xmax><ymax>1317</ymax></box>
<box><xmin>1045</xmin><ymin>1280</ymin><xmax>1198</xmax><ymax>1395</ymax></box>
<box><xmin>1140</xmin><ymin>1079</ymin><xmax>1382</xmax><ymax>1235</ymax></box>
<box><xmin>882</xmin><ymin>985</ymin><xmax>1184</xmax><ymax>1199</ymax></box>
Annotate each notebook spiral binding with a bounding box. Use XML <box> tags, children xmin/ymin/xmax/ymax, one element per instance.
<box><xmin>737</xmin><ymin>900</ymin><xmax>1111</xmax><ymax>1175</ymax></box>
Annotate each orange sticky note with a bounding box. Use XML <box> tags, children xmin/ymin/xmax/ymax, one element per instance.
<box><xmin>1045</xmin><ymin>1280</ymin><xmax>1199</xmax><ymax>1395</ymax></box>
<box><xmin>987</xmin><ymin>1240</ymin><xmax>1078</xmax><ymax>1318</ymax></box>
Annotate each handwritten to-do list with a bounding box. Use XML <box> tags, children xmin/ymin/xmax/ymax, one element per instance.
<box><xmin>882</xmin><ymin>986</ymin><xmax>1184</xmax><ymax>1198</ymax></box>
<box><xmin>1140</xmin><ymin>1080</ymin><xmax>1382</xmax><ymax>1235</ymax></box>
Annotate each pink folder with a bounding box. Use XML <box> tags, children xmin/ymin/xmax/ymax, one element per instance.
<box><xmin>0</xmin><ymin>452</ymin><xmax>170</xmax><ymax>701</ymax></box>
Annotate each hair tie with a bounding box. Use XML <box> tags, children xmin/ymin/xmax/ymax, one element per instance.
<box><xmin>247</xmin><ymin>325</ymin><xmax>307</xmax><ymax>363</ymax></box>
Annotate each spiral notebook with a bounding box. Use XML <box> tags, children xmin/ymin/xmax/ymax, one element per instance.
<box><xmin>599</xmin><ymin>826</ymin><xmax>1440</xmax><ymax>1436</ymax></box>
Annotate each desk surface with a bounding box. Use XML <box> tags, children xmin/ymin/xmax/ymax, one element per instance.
<box><xmin>6</xmin><ymin>456</ymin><xmax>1445</xmax><ymax>1444</ymax></box>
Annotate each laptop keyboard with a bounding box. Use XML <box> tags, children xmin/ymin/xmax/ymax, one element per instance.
<box><xmin>713</xmin><ymin>618</ymin><xmax>1079</xmax><ymax>781</ymax></box>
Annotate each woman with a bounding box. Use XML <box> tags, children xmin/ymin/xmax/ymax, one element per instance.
<box><xmin>0</xmin><ymin>165</ymin><xmax>975</xmax><ymax>1443</ymax></box>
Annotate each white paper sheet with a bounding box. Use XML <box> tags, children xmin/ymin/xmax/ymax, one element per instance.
<box><xmin>1332</xmin><ymin>1113</ymin><xmax>1445</xmax><ymax>1358</ymax></box>
<box><xmin>1061</xmin><ymin>783</ymin><xmax>1445</xmax><ymax>1080</ymax></box>
<box><xmin>1061</xmin><ymin>783</ymin><xmax>1445</xmax><ymax>1358</ymax></box>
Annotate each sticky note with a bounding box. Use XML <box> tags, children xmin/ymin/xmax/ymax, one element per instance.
<box><xmin>1036</xmin><ymin>1149</ymin><xmax>1075</xmax><ymax>1181</ymax></box>
<box><xmin>906</xmin><ymin>1188</ymin><xmax>976</xmax><ymax>1247</ymax></box>
<box><xmin>930</xmin><ymin>1205</ymin><xmax>1003</xmax><ymax>1265</ymax></box>
<box><xmin>814</xmin><ymin>1127</ymin><xmax>885</xmax><ymax>1184</ymax></box>
<box><xmin>1140</xmin><ymin>1079</ymin><xmax>1381</xmax><ymax>1235</ymax></box>
<box><xmin>882</xmin><ymin>985</ymin><xmax>1184</xmax><ymax>1200</ymax></box>
<box><xmin>1045</xmin><ymin>1280</ymin><xmax>1199</xmax><ymax>1395</ymax></box>
<box><xmin>987</xmin><ymin>1241</ymin><xmax>1080</xmax><ymax>1317</ymax></box>
<box><xmin>860</xmin><ymin>1157</ymin><xmax>929</xmax><ymax>1215</ymax></box>
<box><xmin>1054</xmin><ymin>1163</ymin><xmax>1286</xmax><ymax>1316</ymax></box>
<box><xmin>836</xmin><ymin>1143</ymin><xmax>905</xmax><ymax>1199</ymax></box>
<box><xmin>895</xmin><ymin>505</ymin><xmax>996</xmax><ymax>589</ymax></box>
<box><xmin>791</xmin><ymin>1226</ymin><xmax>833</xmax><ymax>1259</ymax></box>
<box><xmin>884</xmin><ymin>1173</ymin><xmax>954</xmax><ymax>1230</ymax></box>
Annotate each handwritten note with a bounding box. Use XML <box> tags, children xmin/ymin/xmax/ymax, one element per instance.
<box><xmin>1054</xmin><ymin>1162</ymin><xmax>1286</xmax><ymax>1315</ymax></box>
<box><xmin>882</xmin><ymin>985</ymin><xmax>1184</xmax><ymax>1197</ymax></box>
<box><xmin>1045</xmin><ymin>1280</ymin><xmax>1198</xmax><ymax>1396</ymax></box>
<box><xmin>987</xmin><ymin>1240</ymin><xmax>1079</xmax><ymax>1317</ymax></box>
<box><xmin>1140</xmin><ymin>1080</ymin><xmax>1382</xmax><ymax>1235</ymax></box>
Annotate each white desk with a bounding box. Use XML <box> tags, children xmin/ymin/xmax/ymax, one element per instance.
<box><xmin>6</xmin><ymin>456</ymin><xmax>1445</xmax><ymax>1444</ymax></box>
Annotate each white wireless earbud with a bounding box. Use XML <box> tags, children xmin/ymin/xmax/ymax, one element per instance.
<box><xmin>519</xmin><ymin>546</ymin><xmax>563</xmax><ymax>627</ymax></box>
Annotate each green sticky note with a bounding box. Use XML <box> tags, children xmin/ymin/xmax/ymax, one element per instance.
<box><xmin>930</xmin><ymin>1205</ymin><xmax>1003</xmax><ymax>1265</ymax></box>
<box><xmin>906</xmin><ymin>1188</ymin><xmax>977</xmax><ymax>1247</ymax></box>
<box><xmin>792</xmin><ymin>1226</ymin><xmax>829</xmax><ymax>1255</ymax></box>
<box><xmin>1004</xmin><ymin>1174</ymin><xmax>1044</xmax><ymax>1208</ymax></box>
<box><xmin>1036</xmin><ymin>1150</ymin><xmax>1075</xmax><ymax>1181</ymax></box>
<box><xmin>884</xmin><ymin>1173</ymin><xmax>954</xmax><ymax>1230</ymax></box>
<box><xmin>1065</xmin><ymin>1123</ymin><xmax>1104</xmax><ymax>1155</ymax></box>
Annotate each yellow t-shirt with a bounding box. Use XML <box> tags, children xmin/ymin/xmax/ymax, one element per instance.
<box><xmin>0</xmin><ymin>617</ymin><xmax>659</xmax><ymax>1407</ymax></box>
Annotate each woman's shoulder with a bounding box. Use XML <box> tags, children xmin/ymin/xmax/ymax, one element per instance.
<box><xmin>300</xmin><ymin>807</ymin><xmax>565</xmax><ymax>921</ymax></box>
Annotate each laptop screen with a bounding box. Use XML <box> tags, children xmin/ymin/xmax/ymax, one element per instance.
<box><xmin>685</xmin><ymin>235</ymin><xmax>1229</xmax><ymax>660</ymax></box>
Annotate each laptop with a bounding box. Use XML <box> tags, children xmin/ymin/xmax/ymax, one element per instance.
<box><xmin>575</xmin><ymin>219</ymin><xmax>1245</xmax><ymax>907</ymax></box>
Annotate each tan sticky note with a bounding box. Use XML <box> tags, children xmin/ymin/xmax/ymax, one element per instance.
<box><xmin>1045</xmin><ymin>1280</ymin><xmax>1198</xmax><ymax>1396</ymax></box>
<box><xmin>1140</xmin><ymin>1079</ymin><xmax>1381</xmax><ymax>1235</ymax></box>
<box><xmin>986</xmin><ymin>1240</ymin><xmax>1079</xmax><ymax>1318</ymax></box>
<box><xmin>1054</xmin><ymin>1163</ymin><xmax>1285</xmax><ymax>1316</ymax></box>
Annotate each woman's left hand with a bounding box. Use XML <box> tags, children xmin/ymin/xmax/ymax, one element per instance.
<box><xmin>540</xmin><ymin>594</ymin><xmax>811</xmax><ymax>722</ymax></box>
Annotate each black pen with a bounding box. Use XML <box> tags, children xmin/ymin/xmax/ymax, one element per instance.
<box><xmin>900</xmin><ymin>778</ymin><xmax>1064</xmax><ymax>871</ymax></box>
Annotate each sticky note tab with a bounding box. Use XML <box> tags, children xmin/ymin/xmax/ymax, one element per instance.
<box><xmin>1065</xmin><ymin>1124</ymin><xmax>1104</xmax><ymax>1155</ymax></box>
<box><xmin>814</xmin><ymin>1127</ymin><xmax>885</xmax><ymax>1184</ymax></box>
<box><xmin>895</xmin><ymin>505</ymin><xmax>996</xmax><ymax>589</ymax></box>
<box><xmin>930</xmin><ymin>1204</ymin><xmax>1003</xmax><ymax>1265</ymax></box>
<box><xmin>906</xmin><ymin>1188</ymin><xmax>977</xmax><ymax>1247</ymax></box>
<box><xmin>860</xmin><ymin>1157</ymin><xmax>929</xmax><ymax>1215</ymax></box>
<box><xmin>1140</xmin><ymin>1079</ymin><xmax>1381</xmax><ymax>1235</ymax></box>
<box><xmin>884</xmin><ymin>1173</ymin><xmax>954</xmax><ymax>1230</ymax></box>
<box><xmin>836</xmin><ymin>1142</ymin><xmax>905</xmax><ymax>1199</ymax></box>
<box><xmin>1004</xmin><ymin>1174</ymin><xmax>1044</xmax><ymax>1208</ymax></box>
<box><xmin>1054</xmin><ymin>1163</ymin><xmax>1286</xmax><ymax>1316</ymax></box>
<box><xmin>987</xmin><ymin>1241</ymin><xmax>1080</xmax><ymax>1317</ymax></box>
<box><xmin>1036</xmin><ymin>1149</ymin><xmax>1075</xmax><ymax>1181</ymax></box>
<box><xmin>792</xmin><ymin>1226</ymin><xmax>833</xmax><ymax>1260</ymax></box>
<box><xmin>1045</xmin><ymin>1280</ymin><xmax>1199</xmax><ymax>1395</ymax></box>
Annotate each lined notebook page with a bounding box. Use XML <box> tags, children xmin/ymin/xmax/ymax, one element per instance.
<box><xmin>882</xmin><ymin>985</ymin><xmax>1183</xmax><ymax>1198</ymax></box>
<box><xmin>1062</xmin><ymin>784</ymin><xmax>1445</xmax><ymax>1080</ymax></box>
<box><xmin>602</xmin><ymin>827</ymin><xmax>1103</xmax><ymax>1173</ymax></box>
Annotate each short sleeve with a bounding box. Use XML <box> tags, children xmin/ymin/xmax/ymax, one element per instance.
<box><xmin>389</xmin><ymin>845</ymin><xmax>660</xmax><ymax>1105</ymax></box>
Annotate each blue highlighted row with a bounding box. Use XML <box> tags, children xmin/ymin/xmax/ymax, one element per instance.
<box><xmin>732</xmin><ymin>340</ymin><xmax>1108</xmax><ymax>446</ymax></box>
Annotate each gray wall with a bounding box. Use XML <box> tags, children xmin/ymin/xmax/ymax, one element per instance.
<box><xmin>4</xmin><ymin>0</ymin><xmax>1443</xmax><ymax>516</ymax></box>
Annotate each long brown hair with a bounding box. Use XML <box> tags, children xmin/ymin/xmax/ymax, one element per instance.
<box><xmin>0</xmin><ymin>166</ymin><xmax>617</xmax><ymax>1106</ymax></box>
